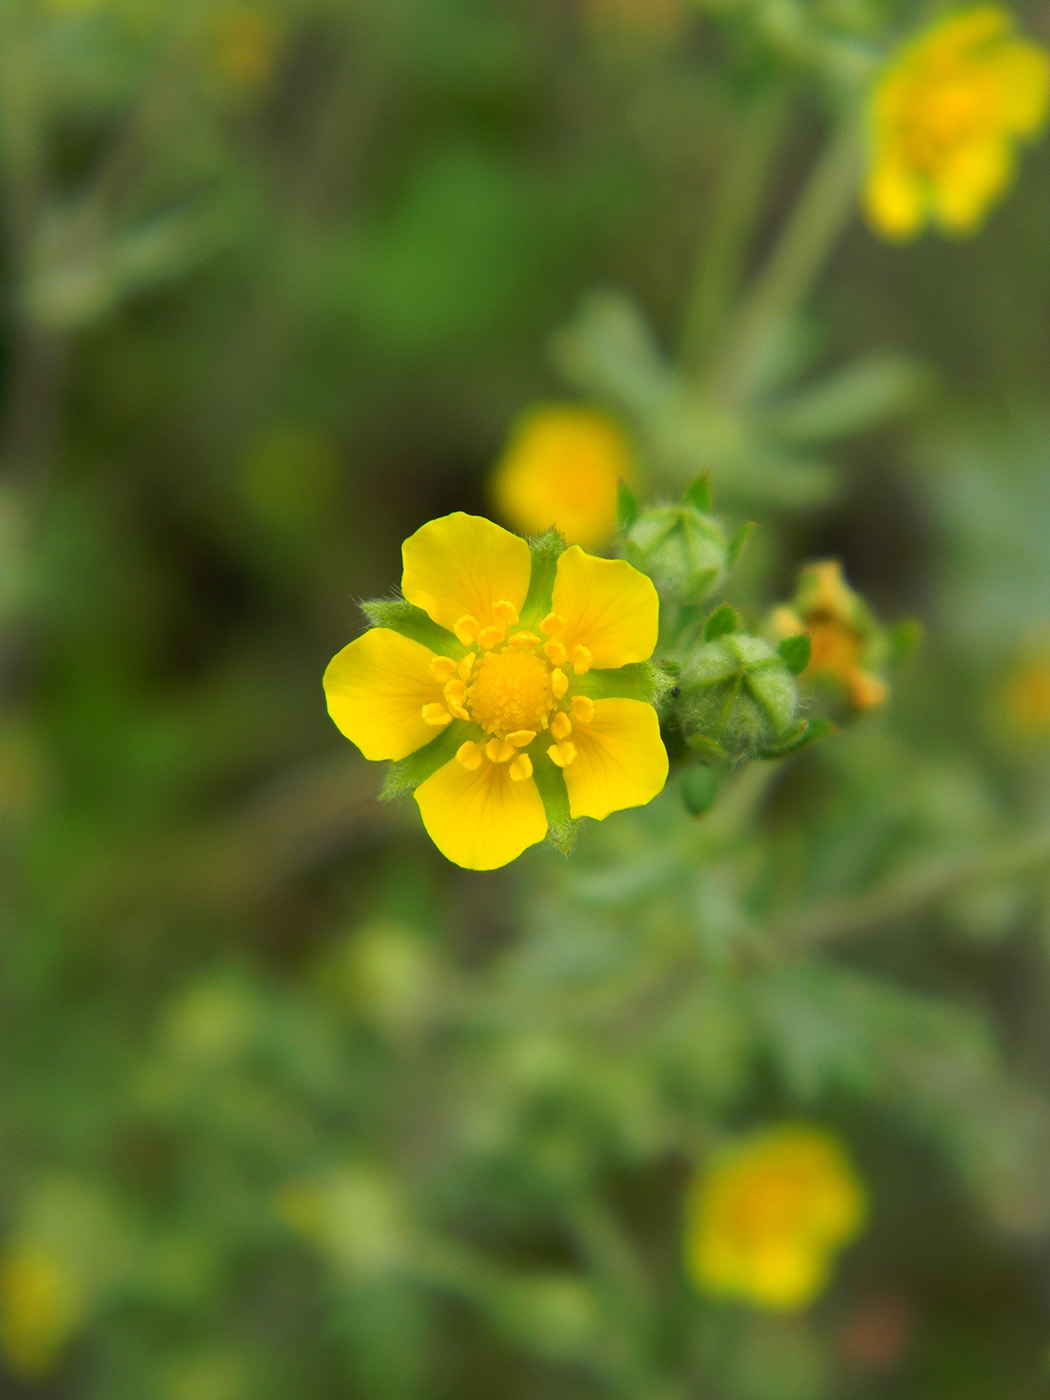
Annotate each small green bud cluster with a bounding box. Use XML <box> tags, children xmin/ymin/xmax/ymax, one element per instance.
<box><xmin>619</xmin><ymin>476</ymin><xmax>749</xmax><ymax>611</ymax></box>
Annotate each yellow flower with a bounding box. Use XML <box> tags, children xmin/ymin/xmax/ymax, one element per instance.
<box><xmin>864</xmin><ymin>6</ymin><xmax>1050</xmax><ymax>239</ymax></box>
<box><xmin>212</xmin><ymin>8</ymin><xmax>280</xmax><ymax>90</ymax></box>
<box><xmin>773</xmin><ymin>561</ymin><xmax>887</xmax><ymax>712</ymax></box>
<box><xmin>489</xmin><ymin>406</ymin><xmax>637</xmax><ymax>551</ymax></box>
<box><xmin>1000</xmin><ymin>648</ymin><xmax>1050</xmax><ymax>737</ymax></box>
<box><xmin>0</xmin><ymin>1246</ymin><xmax>84</xmax><ymax>1378</ymax></box>
<box><xmin>685</xmin><ymin>1126</ymin><xmax>867</xmax><ymax>1312</ymax></box>
<box><xmin>323</xmin><ymin>512</ymin><xmax>667</xmax><ymax>870</ymax></box>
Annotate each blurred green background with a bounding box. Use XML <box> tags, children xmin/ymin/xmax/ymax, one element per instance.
<box><xmin>4</xmin><ymin>0</ymin><xmax>1050</xmax><ymax>1396</ymax></box>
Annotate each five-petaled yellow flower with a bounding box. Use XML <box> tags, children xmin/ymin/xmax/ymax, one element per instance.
<box><xmin>864</xmin><ymin>5</ymin><xmax>1050</xmax><ymax>240</ymax></box>
<box><xmin>685</xmin><ymin>1125</ymin><xmax>867</xmax><ymax>1311</ymax></box>
<box><xmin>324</xmin><ymin>513</ymin><xmax>668</xmax><ymax>870</ymax></box>
<box><xmin>489</xmin><ymin>406</ymin><xmax>637</xmax><ymax>551</ymax></box>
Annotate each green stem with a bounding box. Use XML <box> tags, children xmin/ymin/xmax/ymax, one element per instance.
<box><xmin>761</xmin><ymin>823</ymin><xmax>1050</xmax><ymax>961</ymax></box>
<box><xmin>678</xmin><ymin>87</ymin><xmax>789</xmax><ymax>371</ymax></box>
<box><xmin>716</xmin><ymin>113</ymin><xmax>865</xmax><ymax>404</ymax></box>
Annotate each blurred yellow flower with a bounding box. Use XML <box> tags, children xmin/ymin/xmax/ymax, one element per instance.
<box><xmin>864</xmin><ymin>6</ymin><xmax>1050</xmax><ymax>240</ymax></box>
<box><xmin>489</xmin><ymin>406</ymin><xmax>637</xmax><ymax>551</ymax></box>
<box><xmin>773</xmin><ymin>561</ymin><xmax>887</xmax><ymax>712</ymax></box>
<box><xmin>1000</xmin><ymin>649</ymin><xmax>1050</xmax><ymax>737</ymax></box>
<box><xmin>324</xmin><ymin>512</ymin><xmax>667</xmax><ymax>869</ymax></box>
<box><xmin>0</xmin><ymin>1246</ymin><xmax>84</xmax><ymax>1379</ymax></box>
<box><xmin>212</xmin><ymin>8</ymin><xmax>280</xmax><ymax>90</ymax></box>
<box><xmin>685</xmin><ymin>1126</ymin><xmax>867</xmax><ymax>1311</ymax></box>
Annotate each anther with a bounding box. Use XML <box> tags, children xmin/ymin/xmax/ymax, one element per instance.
<box><xmin>453</xmin><ymin>615</ymin><xmax>479</xmax><ymax>646</ymax></box>
<box><xmin>540</xmin><ymin>612</ymin><xmax>565</xmax><ymax>636</ymax></box>
<box><xmin>444</xmin><ymin>679</ymin><xmax>470</xmax><ymax>720</ymax></box>
<box><xmin>493</xmin><ymin>600</ymin><xmax>519</xmax><ymax>626</ymax></box>
<box><xmin>571</xmin><ymin>645</ymin><xmax>592</xmax><ymax>675</ymax></box>
<box><xmin>429</xmin><ymin>656</ymin><xmax>457</xmax><ymax>683</ymax></box>
<box><xmin>506</xmin><ymin>729</ymin><xmax>536</xmax><ymax>747</ymax></box>
<box><xmin>477</xmin><ymin>624</ymin><xmax>505</xmax><ymax>650</ymax></box>
<box><xmin>543</xmin><ymin>639</ymin><xmax>567</xmax><ymax>666</ymax></box>
<box><xmin>550</xmin><ymin>711</ymin><xmax>572</xmax><ymax>742</ymax></box>
<box><xmin>547</xmin><ymin>741</ymin><xmax>576</xmax><ymax>768</ymax></box>
<box><xmin>485</xmin><ymin>737</ymin><xmax>516</xmax><ymax>764</ymax></box>
<box><xmin>458</xmin><ymin>652</ymin><xmax>476</xmax><ymax>681</ymax></box>
<box><xmin>571</xmin><ymin>695</ymin><xmax>595</xmax><ymax>724</ymax></box>
<box><xmin>508</xmin><ymin>630</ymin><xmax>541</xmax><ymax>650</ymax></box>
<box><xmin>421</xmin><ymin>703</ymin><xmax>452</xmax><ymax>727</ymax></box>
<box><xmin>509</xmin><ymin>753</ymin><xmax>533</xmax><ymax>782</ymax></box>
<box><xmin>456</xmin><ymin>741</ymin><xmax>484</xmax><ymax>771</ymax></box>
<box><xmin>551</xmin><ymin>668</ymin><xmax>569</xmax><ymax>700</ymax></box>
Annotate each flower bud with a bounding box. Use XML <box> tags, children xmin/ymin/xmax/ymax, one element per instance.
<box><xmin>676</xmin><ymin>633</ymin><xmax>799</xmax><ymax>758</ymax></box>
<box><xmin>622</xmin><ymin>496</ymin><xmax>729</xmax><ymax>607</ymax></box>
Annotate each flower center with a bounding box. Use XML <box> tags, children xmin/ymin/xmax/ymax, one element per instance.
<box><xmin>901</xmin><ymin>77</ymin><xmax>990</xmax><ymax>168</ymax></box>
<box><xmin>468</xmin><ymin>649</ymin><xmax>555</xmax><ymax>737</ymax></box>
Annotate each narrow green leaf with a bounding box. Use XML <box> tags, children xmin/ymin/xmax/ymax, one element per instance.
<box><xmin>520</xmin><ymin>529</ymin><xmax>565</xmax><ymax>627</ymax></box>
<box><xmin>574</xmin><ymin>662</ymin><xmax>669</xmax><ymax>704</ymax></box>
<box><xmin>778</xmin><ymin>633</ymin><xmax>811</xmax><ymax>675</ymax></box>
<box><xmin>727</xmin><ymin>521</ymin><xmax>755</xmax><ymax>567</ymax></box>
<box><xmin>703</xmin><ymin>604</ymin><xmax>739</xmax><ymax>642</ymax></box>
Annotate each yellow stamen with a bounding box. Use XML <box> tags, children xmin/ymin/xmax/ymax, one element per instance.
<box><xmin>550</xmin><ymin>711</ymin><xmax>572</xmax><ymax>742</ymax></box>
<box><xmin>458</xmin><ymin>652</ymin><xmax>476</xmax><ymax>682</ymax></box>
<box><xmin>506</xmin><ymin>729</ymin><xmax>536</xmax><ymax>747</ymax></box>
<box><xmin>485</xmin><ymin>737</ymin><xmax>516</xmax><ymax>764</ymax></box>
<box><xmin>571</xmin><ymin>695</ymin><xmax>595</xmax><ymax>724</ymax></box>
<box><xmin>429</xmin><ymin>656</ymin><xmax>457</xmax><ymax>683</ymax></box>
<box><xmin>422</xmin><ymin>703</ymin><xmax>452</xmax><ymax>727</ymax></box>
<box><xmin>493</xmin><ymin>600</ymin><xmax>519</xmax><ymax>626</ymax></box>
<box><xmin>509</xmin><ymin>753</ymin><xmax>533</xmax><ymax>782</ymax></box>
<box><xmin>454</xmin><ymin>615</ymin><xmax>480</xmax><ymax>646</ymax></box>
<box><xmin>456</xmin><ymin>741</ymin><xmax>484</xmax><ymax>771</ymax></box>
<box><xmin>477</xmin><ymin>624</ymin><xmax>505</xmax><ymax>650</ymax></box>
<box><xmin>444</xmin><ymin>679</ymin><xmax>470</xmax><ymax>720</ymax></box>
<box><xmin>469</xmin><ymin>649</ymin><xmax>556</xmax><ymax>738</ymax></box>
<box><xmin>547</xmin><ymin>741</ymin><xmax>576</xmax><ymax>768</ymax></box>
<box><xmin>543</xmin><ymin>639</ymin><xmax>567</xmax><ymax>666</ymax></box>
<box><xmin>571</xmin><ymin>645</ymin><xmax>592</xmax><ymax>675</ymax></box>
<box><xmin>540</xmin><ymin>612</ymin><xmax>565</xmax><ymax>636</ymax></box>
<box><xmin>551</xmin><ymin>668</ymin><xmax>569</xmax><ymax>699</ymax></box>
<box><xmin>508</xmin><ymin>630</ymin><xmax>541</xmax><ymax>650</ymax></box>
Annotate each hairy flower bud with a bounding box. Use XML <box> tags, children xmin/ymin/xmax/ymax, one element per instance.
<box><xmin>623</xmin><ymin>501</ymin><xmax>729</xmax><ymax>607</ymax></box>
<box><xmin>676</xmin><ymin>633</ymin><xmax>799</xmax><ymax>759</ymax></box>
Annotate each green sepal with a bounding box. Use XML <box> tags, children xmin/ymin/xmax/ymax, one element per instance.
<box><xmin>519</xmin><ymin>528</ymin><xmax>566</xmax><ymax>628</ymax></box>
<box><xmin>532</xmin><ymin>758</ymin><xmax>577</xmax><ymax>855</ymax></box>
<box><xmin>684</xmin><ymin>472</ymin><xmax>713</xmax><ymax>513</ymax></box>
<box><xmin>685</xmin><ymin>732</ymin><xmax>727</xmax><ymax>761</ymax></box>
<box><xmin>616</xmin><ymin>480</ymin><xmax>639</xmax><ymax>532</ymax></box>
<box><xmin>888</xmin><ymin>618</ymin><xmax>923</xmax><ymax>667</ymax></box>
<box><xmin>680</xmin><ymin>764</ymin><xmax>718</xmax><ymax>816</ymax></box>
<box><xmin>574</xmin><ymin>662</ymin><xmax>670</xmax><ymax>705</ymax></box>
<box><xmin>703</xmin><ymin>604</ymin><xmax>739</xmax><ymax>642</ymax></box>
<box><xmin>728</xmin><ymin>521</ymin><xmax>755</xmax><ymax>567</ymax></box>
<box><xmin>379</xmin><ymin>722</ymin><xmax>473</xmax><ymax>800</ymax></box>
<box><xmin>777</xmin><ymin>633</ymin><xmax>812</xmax><ymax>675</ymax></box>
<box><xmin>756</xmin><ymin>716</ymin><xmax>836</xmax><ymax>760</ymax></box>
<box><xmin>360</xmin><ymin>597</ymin><xmax>459</xmax><ymax>654</ymax></box>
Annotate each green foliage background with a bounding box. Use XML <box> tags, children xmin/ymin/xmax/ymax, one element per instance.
<box><xmin>4</xmin><ymin>1</ymin><xmax>1050</xmax><ymax>1396</ymax></box>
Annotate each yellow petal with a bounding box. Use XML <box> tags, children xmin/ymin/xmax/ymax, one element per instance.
<box><xmin>401</xmin><ymin>513</ymin><xmax>532</xmax><ymax>637</ymax></box>
<box><xmin>930</xmin><ymin>137</ymin><xmax>1013</xmax><ymax>232</ymax></box>
<box><xmin>862</xmin><ymin>154</ymin><xmax>925</xmax><ymax>239</ymax></box>
<box><xmin>414</xmin><ymin>758</ymin><xmax>548</xmax><ymax>870</ymax></box>
<box><xmin>989</xmin><ymin>41</ymin><xmax>1050</xmax><ymax>135</ymax></box>
<box><xmin>324</xmin><ymin>628</ymin><xmax>443</xmax><ymax>761</ymax></box>
<box><xmin>549</xmin><ymin>546</ymin><xmax>658</xmax><ymax>669</ymax></box>
<box><xmin>561</xmin><ymin>698</ymin><xmax>667</xmax><ymax>821</ymax></box>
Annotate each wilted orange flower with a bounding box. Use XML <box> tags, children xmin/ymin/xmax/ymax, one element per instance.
<box><xmin>864</xmin><ymin>6</ymin><xmax>1050</xmax><ymax>239</ymax></box>
<box><xmin>1000</xmin><ymin>648</ymin><xmax>1050</xmax><ymax>737</ymax></box>
<box><xmin>773</xmin><ymin>561</ymin><xmax>887</xmax><ymax>712</ymax></box>
<box><xmin>489</xmin><ymin>406</ymin><xmax>637</xmax><ymax>551</ymax></box>
<box><xmin>685</xmin><ymin>1125</ymin><xmax>867</xmax><ymax>1311</ymax></box>
<box><xmin>324</xmin><ymin>513</ymin><xmax>667</xmax><ymax>869</ymax></box>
